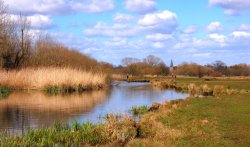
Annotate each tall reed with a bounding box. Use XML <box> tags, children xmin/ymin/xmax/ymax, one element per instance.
<box><xmin>0</xmin><ymin>67</ymin><xmax>107</xmax><ymax>91</ymax></box>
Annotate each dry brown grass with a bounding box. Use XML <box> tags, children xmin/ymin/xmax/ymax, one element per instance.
<box><xmin>0</xmin><ymin>67</ymin><xmax>107</xmax><ymax>90</ymax></box>
<box><xmin>188</xmin><ymin>83</ymin><xmax>199</xmax><ymax>96</ymax></box>
<box><xmin>213</xmin><ymin>85</ymin><xmax>225</xmax><ymax>95</ymax></box>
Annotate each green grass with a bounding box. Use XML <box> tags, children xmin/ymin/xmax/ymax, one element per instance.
<box><xmin>128</xmin><ymin>93</ymin><xmax>250</xmax><ymax>146</ymax></box>
<box><xmin>130</xmin><ymin>105</ymin><xmax>149</xmax><ymax>116</ymax></box>
<box><xmin>168</xmin><ymin>94</ymin><xmax>250</xmax><ymax>146</ymax></box>
<box><xmin>0</xmin><ymin>86</ymin><xmax>10</xmax><ymax>99</ymax></box>
<box><xmin>0</xmin><ymin>121</ymin><xmax>109</xmax><ymax>146</ymax></box>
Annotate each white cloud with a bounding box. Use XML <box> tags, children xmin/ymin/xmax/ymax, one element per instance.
<box><xmin>208</xmin><ymin>33</ymin><xmax>227</xmax><ymax>46</ymax></box>
<box><xmin>152</xmin><ymin>42</ymin><xmax>164</xmax><ymax>49</ymax></box>
<box><xmin>193</xmin><ymin>53</ymin><xmax>211</xmax><ymax>58</ymax></box>
<box><xmin>174</xmin><ymin>37</ymin><xmax>212</xmax><ymax>49</ymax></box>
<box><xmin>9</xmin><ymin>14</ymin><xmax>53</xmax><ymax>30</ymax></box>
<box><xmin>183</xmin><ymin>26</ymin><xmax>196</xmax><ymax>34</ymax></box>
<box><xmin>84</xmin><ymin>10</ymin><xmax>178</xmax><ymax>37</ymax></box>
<box><xmin>28</xmin><ymin>15</ymin><xmax>53</xmax><ymax>29</ymax></box>
<box><xmin>206</xmin><ymin>22</ymin><xmax>224</xmax><ymax>32</ymax></box>
<box><xmin>138</xmin><ymin>10</ymin><xmax>178</xmax><ymax>33</ymax></box>
<box><xmin>72</xmin><ymin>0</ymin><xmax>114</xmax><ymax>13</ymax></box>
<box><xmin>5</xmin><ymin>0</ymin><xmax>115</xmax><ymax>15</ymax></box>
<box><xmin>146</xmin><ymin>33</ymin><xmax>173</xmax><ymax>41</ymax></box>
<box><xmin>231</xmin><ymin>31</ymin><xmax>250</xmax><ymax>38</ymax></box>
<box><xmin>209</xmin><ymin>0</ymin><xmax>250</xmax><ymax>15</ymax></box>
<box><xmin>5</xmin><ymin>0</ymin><xmax>70</xmax><ymax>15</ymax></box>
<box><xmin>113</xmin><ymin>13</ymin><xmax>133</xmax><ymax>22</ymax></box>
<box><xmin>84</xmin><ymin>22</ymin><xmax>137</xmax><ymax>37</ymax></box>
<box><xmin>124</xmin><ymin>0</ymin><xmax>156</xmax><ymax>14</ymax></box>
<box><xmin>239</xmin><ymin>24</ymin><xmax>250</xmax><ymax>31</ymax></box>
<box><xmin>104</xmin><ymin>37</ymin><xmax>127</xmax><ymax>46</ymax></box>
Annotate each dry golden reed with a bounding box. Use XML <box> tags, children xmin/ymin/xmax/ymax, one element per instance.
<box><xmin>0</xmin><ymin>67</ymin><xmax>107</xmax><ymax>90</ymax></box>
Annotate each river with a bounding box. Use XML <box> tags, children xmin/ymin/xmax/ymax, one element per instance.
<box><xmin>0</xmin><ymin>82</ymin><xmax>188</xmax><ymax>135</ymax></box>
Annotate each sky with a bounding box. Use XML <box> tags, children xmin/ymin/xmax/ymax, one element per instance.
<box><xmin>4</xmin><ymin>0</ymin><xmax>250</xmax><ymax>65</ymax></box>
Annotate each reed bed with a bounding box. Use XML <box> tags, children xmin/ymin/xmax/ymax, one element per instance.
<box><xmin>0</xmin><ymin>68</ymin><xmax>107</xmax><ymax>91</ymax></box>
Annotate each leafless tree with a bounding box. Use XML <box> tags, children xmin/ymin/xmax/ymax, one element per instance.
<box><xmin>0</xmin><ymin>1</ymin><xmax>31</xmax><ymax>70</ymax></box>
<box><xmin>121</xmin><ymin>57</ymin><xmax>141</xmax><ymax>66</ymax></box>
<box><xmin>143</xmin><ymin>55</ymin><xmax>163</xmax><ymax>66</ymax></box>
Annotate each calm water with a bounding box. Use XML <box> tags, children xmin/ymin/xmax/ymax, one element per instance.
<box><xmin>0</xmin><ymin>82</ymin><xmax>188</xmax><ymax>135</ymax></box>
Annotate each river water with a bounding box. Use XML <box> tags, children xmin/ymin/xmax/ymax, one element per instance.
<box><xmin>0</xmin><ymin>82</ymin><xmax>188</xmax><ymax>135</ymax></box>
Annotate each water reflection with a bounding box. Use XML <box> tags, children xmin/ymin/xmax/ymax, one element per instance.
<box><xmin>0</xmin><ymin>90</ymin><xmax>109</xmax><ymax>135</ymax></box>
<box><xmin>0</xmin><ymin>82</ymin><xmax>188</xmax><ymax>134</ymax></box>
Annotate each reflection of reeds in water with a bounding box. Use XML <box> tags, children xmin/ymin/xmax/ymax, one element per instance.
<box><xmin>0</xmin><ymin>91</ymin><xmax>107</xmax><ymax>113</ymax></box>
<box><xmin>0</xmin><ymin>67</ymin><xmax>107</xmax><ymax>90</ymax></box>
<box><xmin>0</xmin><ymin>91</ymin><xmax>108</xmax><ymax>132</ymax></box>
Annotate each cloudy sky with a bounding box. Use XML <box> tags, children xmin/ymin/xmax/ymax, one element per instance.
<box><xmin>4</xmin><ymin>0</ymin><xmax>250</xmax><ymax>65</ymax></box>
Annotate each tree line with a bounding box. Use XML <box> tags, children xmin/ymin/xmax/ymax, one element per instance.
<box><xmin>114</xmin><ymin>56</ymin><xmax>250</xmax><ymax>77</ymax></box>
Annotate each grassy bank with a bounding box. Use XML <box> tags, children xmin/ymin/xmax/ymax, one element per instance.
<box><xmin>0</xmin><ymin>114</ymin><xmax>139</xmax><ymax>146</ymax></box>
<box><xmin>0</xmin><ymin>68</ymin><xmax>107</xmax><ymax>93</ymax></box>
<box><xmin>2</xmin><ymin>93</ymin><xmax>250</xmax><ymax>146</ymax></box>
<box><xmin>128</xmin><ymin>93</ymin><xmax>250</xmax><ymax>146</ymax></box>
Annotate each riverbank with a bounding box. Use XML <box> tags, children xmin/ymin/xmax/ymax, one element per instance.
<box><xmin>1</xmin><ymin>77</ymin><xmax>249</xmax><ymax>146</ymax></box>
<box><xmin>0</xmin><ymin>68</ymin><xmax>107</xmax><ymax>94</ymax></box>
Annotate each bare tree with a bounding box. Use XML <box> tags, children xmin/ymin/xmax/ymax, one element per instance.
<box><xmin>143</xmin><ymin>55</ymin><xmax>163</xmax><ymax>66</ymax></box>
<box><xmin>121</xmin><ymin>57</ymin><xmax>141</xmax><ymax>66</ymax></box>
<box><xmin>0</xmin><ymin>0</ymin><xmax>8</xmax><ymax>67</ymax></box>
<box><xmin>0</xmin><ymin>1</ymin><xmax>31</xmax><ymax>70</ymax></box>
<box><xmin>13</xmin><ymin>14</ymin><xmax>32</xmax><ymax>68</ymax></box>
<box><xmin>211</xmin><ymin>60</ymin><xmax>228</xmax><ymax>76</ymax></box>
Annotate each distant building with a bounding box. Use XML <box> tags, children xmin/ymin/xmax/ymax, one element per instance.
<box><xmin>170</xmin><ymin>59</ymin><xmax>174</xmax><ymax>73</ymax></box>
<box><xmin>170</xmin><ymin>59</ymin><xmax>176</xmax><ymax>78</ymax></box>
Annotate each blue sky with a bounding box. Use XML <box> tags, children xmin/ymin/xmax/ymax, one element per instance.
<box><xmin>4</xmin><ymin>0</ymin><xmax>250</xmax><ymax>65</ymax></box>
